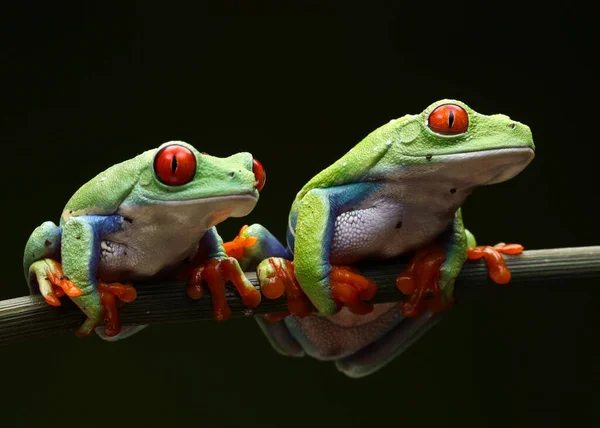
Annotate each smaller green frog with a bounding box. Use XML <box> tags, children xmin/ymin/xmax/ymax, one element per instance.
<box><xmin>225</xmin><ymin>100</ymin><xmax>534</xmax><ymax>377</ymax></box>
<box><xmin>23</xmin><ymin>141</ymin><xmax>266</xmax><ymax>339</ymax></box>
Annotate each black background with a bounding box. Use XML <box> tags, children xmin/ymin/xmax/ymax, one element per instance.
<box><xmin>1</xmin><ymin>2</ymin><xmax>598</xmax><ymax>427</ymax></box>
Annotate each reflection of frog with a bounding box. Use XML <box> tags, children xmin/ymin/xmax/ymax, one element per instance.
<box><xmin>24</xmin><ymin>141</ymin><xmax>266</xmax><ymax>339</ymax></box>
<box><xmin>226</xmin><ymin>100</ymin><xmax>535</xmax><ymax>377</ymax></box>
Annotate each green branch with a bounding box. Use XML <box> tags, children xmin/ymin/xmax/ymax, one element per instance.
<box><xmin>1</xmin><ymin>246</ymin><xmax>599</xmax><ymax>346</ymax></box>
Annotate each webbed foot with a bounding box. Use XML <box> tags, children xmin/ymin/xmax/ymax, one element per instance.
<box><xmin>187</xmin><ymin>257</ymin><xmax>261</xmax><ymax>321</ymax></box>
<box><xmin>329</xmin><ymin>266</ymin><xmax>378</xmax><ymax>315</ymax></box>
<box><xmin>29</xmin><ymin>259</ymin><xmax>82</xmax><ymax>306</ymax></box>
<box><xmin>396</xmin><ymin>244</ymin><xmax>453</xmax><ymax>318</ymax></box>
<box><xmin>256</xmin><ymin>257</ymin><xmax>313</xmax><ymax>323</ymax></box>
<box><xmin>466</xmin><ymin>243</ymin><xmax>524</xmax><ymax>284</ymax></box>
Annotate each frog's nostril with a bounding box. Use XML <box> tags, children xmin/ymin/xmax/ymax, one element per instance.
<box><xmin>228</xmin><ymin>171</ymin><xmax>235</xmax><ymax>178</ymax></box>
<box><xmin>509</xmin><ymin>123</ymin><xmax>516</xmax><ymax>129</ymax></box>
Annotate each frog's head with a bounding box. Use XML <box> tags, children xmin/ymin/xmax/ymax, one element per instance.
<box><xmin>131</xmin><ymin>141</ymin><xmax>265</xmax><ymax>222</ymax></box>
<box><xmin>378</xmin><ymin>99</ymin><xmax>535</xmax><ymax>185</ymax></box>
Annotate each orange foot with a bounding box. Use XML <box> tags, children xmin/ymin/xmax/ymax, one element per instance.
<box><xmin>95</xmin><ymin>281</ymin><xmax>137</xmax><ymax>337</ymax></box>
<box><xmin>41</xmin><ymin>260</ymin><xmax>83</xmax><ymax>306</ymax></box>
<box><xmin>258</xmin><ymin>259</ymin><xmax>378</xmax><ymax>323</ymax></box>
<box><xmin>330</xmin><ymin>265</ymin><xmax>378</xmax><ymax>315</ymax></box>
<box><xmin>258</xmin><ymin>258</ymin><xmax>314</xmax><ymax>323</ymax></box>
<box><xmin>396</xmin><ymin>244</ymin><xmax>453</xmax><ymax>318</ymax></box>
<box><xmin>223</xmin><ymin>225</ymin><xmax>257</xmax><ymax>259</ymax></box>
<box><xmin>36</xmin><ymin>260</ymin><xmax>137</xmax><ymax>337</ymax></box>
<box><xmin>187</xmin><ymin>258</ymin><xmax>261</xmax><ymax>321</ymax></box>
<box><xmin>467</xmin><ymin>243</ymin><xmax>524</xmax><ymax>284</ymax></box>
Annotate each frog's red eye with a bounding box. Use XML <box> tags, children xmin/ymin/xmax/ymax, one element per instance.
<box><xmin>252</xmin><ymin>158</ymin><xmax>266</xmax><ymax>192</ymax></box>
<box><xmin>427</xmin><ymin>104</ymin><xmax>469</xmax><ymax>135</ymax></box>
<box><xmin>154</xmin><ymin>144</ymin><xmax>197</xmax><ymax>186</ymax></box>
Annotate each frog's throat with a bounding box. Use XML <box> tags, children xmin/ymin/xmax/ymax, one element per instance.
<box><xmin>139</xmin><ymin>193</ymin><xmax>259</xmax><ymax>218</ymax></box>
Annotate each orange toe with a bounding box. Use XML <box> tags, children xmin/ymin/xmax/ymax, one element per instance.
<box><xmin>260</xmin><ymin>259</ymin><xmax>313</xmax><ymax>319</ymax></box>
<box><xmin>330</xmin><ymin>266</ymin><xmax>377</xmax><ymax>315</ymax></box>
<box><xmin>467</xmin><ymin>243</ymin><xmax>523</xmax><ymax>284</ymax></box>
<box><xmin>223</xmin><ymin>225</ymin><xmax>258</xmax><ymax>260</ymax></box>
<box><xmin>98</xmin><ymin>280</ymin><xmax>138</xmax><ymax>337</ymax></box>
<box><xmin>396</xmin><ymin>244</ymin><xmax>452</xmax><ymax>318</ymax></box>
<box><xmin>187</xmin><ymin>257</ymin><xmax>261</xmax><ymax>321</ymax></box>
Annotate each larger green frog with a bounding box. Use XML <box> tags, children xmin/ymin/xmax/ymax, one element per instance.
<box><xmin>226</xmin><ymin>99</ymin><xmax>535</xmax><ymax>377</ymax></box>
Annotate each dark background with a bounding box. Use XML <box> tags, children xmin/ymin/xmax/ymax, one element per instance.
<box><xmin>1</xmin><ymin>2</ymin><xmax>598</xmax><ymax>427</ymax></box>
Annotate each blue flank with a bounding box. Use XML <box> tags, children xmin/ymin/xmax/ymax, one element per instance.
<box><xmin>78</xmin><ymin>215</ymin><xmax>124</xmax><ymax>284</ymax></box>
<box><xmin>286</xmin><ymin>181</ymin><xmax>382</xmax><ymax>257</ymax></box>
<box><xmin>84</xmin><ymin>215</ymin><xmax>124</xmax><ymax>238</ymax></box>
<box><xmin>254</xmin><ymin>182</ymin><xmax>382</xmax><ymax>359</ymax></box>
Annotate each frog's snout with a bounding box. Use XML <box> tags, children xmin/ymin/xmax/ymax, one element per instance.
<box><xmin>252</xmin><ymin>158</ymin><xmax>266</xmax><ymax>192</ymax></box>
<box><xmin>497</xmin><ymin>114</ymin><xmax>535</xmax><ymax>152</ymax></box>
<box><xmin>507</xmin><ymin>120</ymin><xmax>528</xmax><ymax>133</ymax></box>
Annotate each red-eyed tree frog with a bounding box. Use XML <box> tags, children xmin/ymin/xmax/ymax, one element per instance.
<box><xmin>23</xmin><ymin>141</ymin><xmax>266</xmax><ymax>340</ymax></box>
<box><xmin>225</xmin><ymin>100</ymin><xmax>535</xmax><ymax>377</ymax></box>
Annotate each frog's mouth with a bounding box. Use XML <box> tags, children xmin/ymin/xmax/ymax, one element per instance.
<box><xmin>161</xmin><ymin>193</ymin><xmax>259</xmax><ymax>218</ymax></box>
<box><xmin>408</xmin><ymin>147</ymin><xmax>535</xmax><ymax>186</ymax></box>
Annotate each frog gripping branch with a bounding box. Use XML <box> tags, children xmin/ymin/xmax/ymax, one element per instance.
<box><xmin>23</xmin><ymin>141</ymin><xmax>265</xmax><ymax>339</ymax></box>
<box><xmin>225</xmin><ymin>99</ymin><xmax>535</xmax><ymax>377</ymax></box>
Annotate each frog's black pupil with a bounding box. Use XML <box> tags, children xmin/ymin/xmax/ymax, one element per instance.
<box><xmin>448</xmin><ymin>110</ymin><xmax>455</xmax><ymax>128</ymax></box>
<box><xmin>171</xmin><ymin>156</ymin><xmax>178</xmax><ymax>174</ymax></box>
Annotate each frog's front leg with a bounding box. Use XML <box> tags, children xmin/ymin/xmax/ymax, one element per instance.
<box><xmin>396</xmin><ymin>209</ymin><xmax>468</xmax><ymax>317</ymax></box>
<box><xmin>186</xmin><ymin>227</ymin><xmax>261</xmax><ymax>321</ymax></box>
<box><xmin>397</xmin><ymin>209</ymin><xmax>525</xmax><ymax>317</ymax></box>
<box><xmin>464</xmin><ymin>229</ymin><xmax>524</xmax><ymax>283</ymax></box>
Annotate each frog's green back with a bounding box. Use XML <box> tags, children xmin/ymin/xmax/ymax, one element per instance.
<box><xmin>295</xmin><ymin>115</ymin><xmax>412</xmax><ymax>201</ymax></box>
<box><xmin>60</xmin><ymin>149</ymin><xmax>156</xmax><ymax>224</ymax></box>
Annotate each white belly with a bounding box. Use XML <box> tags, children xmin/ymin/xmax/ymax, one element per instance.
<box><xmin>329</xmin><ymin>181</ymin><xmax>471</xmax><ymax>264</ymax></box>
<box><xmin>95</xmin><ymin>195</ymin><xmax>256</xmax><ymax>281</ymax></box>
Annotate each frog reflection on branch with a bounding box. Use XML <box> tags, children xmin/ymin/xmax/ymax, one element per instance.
<box><xmin>226</xmin><ymin>99</ymin><xmax>535</xmax><ymax>378</ymax></box>
<box><xmin>23</xmin><ymin>141</ymin><xmax>266</xmax><ymax>339</ymax></box>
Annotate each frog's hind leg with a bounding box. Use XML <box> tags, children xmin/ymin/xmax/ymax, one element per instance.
<box><xmin>24</xmin><ymin>222</ymin><xmax>86</xmax><ymax>306</ymax></box>
<box><xmin>224</xmin><ymin>224</ymin><xmax>309</xmax><ymax>317</ymax></box>
<box><xmin>28</xmin><ymin>259</ymin><xmax>83</xmax><ymax>306</ymax></box>
<box><xmin>334</xmin><ymin>310</ymin><xmax>445</xmax><ymax>378</ymax></box>
<box><xmin>225</xmin><ymin>224</ymin><xmax>305</xmax><ymax>357</ymax></box>
<box><xmin>224</xmin><ymin>224</ymin><xmax>292</xmax><ymax>270</ymax></box>
<box><xmin>23</xmin><ymin>221</ymin><xmax>63</xmax><ymax>297</ymax></box>
<box><xmin>23</xmin><ymin>222</ymin><xmax>61</xmax><ymax>271</ymax></box>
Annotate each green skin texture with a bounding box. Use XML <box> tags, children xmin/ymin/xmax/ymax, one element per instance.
<box><xmin>237</xmin><ymin>99</ymin><xmax>534</xmax><ymax>376</ymax></box>
<box><xmin>24</xmin><ymin>141</ymin><xmax>259</xmax><ymax>336</ymax></box>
